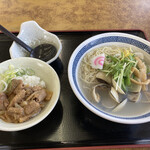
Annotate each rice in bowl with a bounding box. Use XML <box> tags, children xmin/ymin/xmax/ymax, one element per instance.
<box><xmin>14</xmin><ymin>75</ymin><xmax>46</xmax><ymax>88</ymax></box>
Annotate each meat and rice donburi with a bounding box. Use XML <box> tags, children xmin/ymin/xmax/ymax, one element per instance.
<box><xmin>0</xmin><ymin>65</ymin><xmax>52</xmax><ymax>123</ymax></box>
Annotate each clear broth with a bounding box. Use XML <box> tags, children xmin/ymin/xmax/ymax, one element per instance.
<box><xmin>78</xmin><ymin>46</ymin><xmax>150</xmax><ymax>118</ymax></box>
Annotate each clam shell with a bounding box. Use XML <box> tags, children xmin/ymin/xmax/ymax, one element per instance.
<box><xmin>92</xmin><ymin>83</ymin><xmax>110</xmax><ymax>103</ymax></box>
<box><xmin>109</xmin><ymin>87</ymin><xmax>120</xmax><ymax>103</ymax></box>
<box><xmin>112</xmin><ymin>98</ymin><xmax>127</xmax><ymax>112</ymax></box>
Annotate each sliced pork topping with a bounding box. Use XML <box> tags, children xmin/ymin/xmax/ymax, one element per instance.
<box><xmin>0</xmin><ymin>92</ymin><xmax>9</xmax><ymax>110</ymax></box>
<box><xmin>7</xmin><ymin>79</ymin><xmax>23</xmax><ymax>96</ymax></box>
<box><xmin>0</xmin><ymin>79</ymin><xmax>52</xmax><ymax>123</ymax></box>
<box><xmin>9</xmin><ymin>89</ymin><xmax>26</xmax><ymax>107</ymax></box>
<box><xmin>8</xmin><ymin>107</ymin><xmax>24</xmax><ymax>115</ymax></box>
<box><xmin>26</xmin><ymin>89</ymin><xmax>46</xmax><ymax>102</ymax></box>
<box><xmin>13</xmin><ymin>81</ymin><xmax>24</xmax><ymax>94</ymax></box>
<box><xmin>24</xmin><ymin>100</ymin><xmax>41</xmax><ymax>115</ymax></box>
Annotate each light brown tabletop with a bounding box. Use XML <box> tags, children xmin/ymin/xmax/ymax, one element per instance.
<box><xmin>1</xmin><ymin>0</ymin><xmax>150</xmax><ymax>150</ymax></box>
<box><xmin>1</xmin><ymin>0</ymin><xmax>150</xmax><ymax>40</ymax></box>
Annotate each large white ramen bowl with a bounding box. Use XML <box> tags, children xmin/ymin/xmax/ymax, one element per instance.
<box><xmin>68</xmin><ymin>32</ymin><xmax>150</xmax><ymax>124</ymax></box>
<box><xmin>9</xmin><ymin>21</ymin><xmax>62</xmax><ymax>64</ymax></box>
<box><xmin>0</xmin><ymin>57</ymin><xmax>60</xmax><ymax>131</ymax></box>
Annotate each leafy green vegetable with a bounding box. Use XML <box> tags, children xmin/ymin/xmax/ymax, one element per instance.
<box><xmin>102</xmin><ymin>53</ymin><xmax>137</xmax><ymax>92</ymax></box>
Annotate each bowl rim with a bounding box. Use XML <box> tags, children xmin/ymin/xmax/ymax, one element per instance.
<box><xmin>0</xmin><ymin>57</ymin><xmax>60</xmax><ymax>131</ymax></box>
<box><xmin>68</xmin><ymin>32</ymin><xmax>150</xmax><ymax>124</ymax></box>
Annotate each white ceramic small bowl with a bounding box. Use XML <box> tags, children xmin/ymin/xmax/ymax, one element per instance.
<box><xmin>68</xmin><ymin>32</ymin><xmax>150</xmax><ymax>124</ymax></box>
<box><xmin>0</xmin><ymin>57</ymin><xmax>60</xmax><ymax>131</ymax></box>
<box><xmin>9</xmin><ymin>21</ymin><xmax>62</xmax><ymax>64</ymax></box>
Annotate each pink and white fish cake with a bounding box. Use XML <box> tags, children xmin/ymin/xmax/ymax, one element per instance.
<box><xmin>91</xmin><ymin>53</ymin><xmax>105</xmax><ymax>69</ymax></box>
